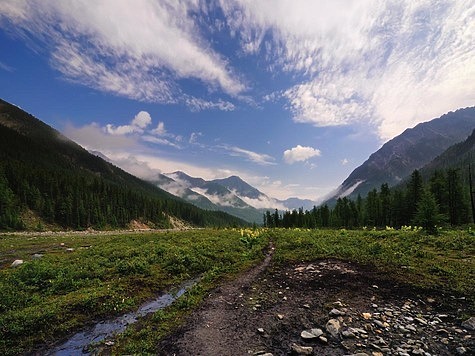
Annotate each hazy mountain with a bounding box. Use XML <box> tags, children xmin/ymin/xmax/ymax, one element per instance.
<box><xmin>154</xmin><ymin>171</ymin><xmax>264</xmax><ymax>223</ymax></box>
<box><xmin>278</xmin><ymin>197</ymin><xmax>318</xmax><ymax>211</ymax></box>
<box><xmin>156</xmin><ymin>171</ymin><xmax>319</xmax><ymax>221</ymax></box>
<box><xmin>324</xmin><ymin>107</ymin><xmax>475</xmax><ymax>204</ymax></box>
<box><xmin>0</xmin><ymin>98</ymin><xmax>245</xmax><ymax>229</ymax></box>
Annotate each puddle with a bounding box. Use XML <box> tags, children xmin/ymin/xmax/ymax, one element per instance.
<box><xmin>48</xmin><ymin>278</ymin><xmax>199</xmax><ymax>355</ymax></box>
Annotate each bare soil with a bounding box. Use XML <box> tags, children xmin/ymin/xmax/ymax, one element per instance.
<box><xmin>158</xmin><ymin>248</ymin><xmax>474</xmax><ymax>355</ymax></box>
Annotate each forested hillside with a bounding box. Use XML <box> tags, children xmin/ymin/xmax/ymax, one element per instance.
<box><xmin>265</xmin><ymin>129</ymin><xmax>475</xmax><ymax>231</ymax></box>
<box><xmin>0</xmin><ymin>99</ymin><xmax>245</xmax><ymax>230</ymax></box>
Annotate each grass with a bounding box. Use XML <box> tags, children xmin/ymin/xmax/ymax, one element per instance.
<box><xmin>270</xmin><ymin>228</ymin><xmax>474</xmax><ymax>298</ymax></box>
<box><xmin>0</xmin><ymin>229</ymin><xmax>268</xmax><ymax>355</ymax></box>
<box><xmin>0</xmin><ymin>228</ymin><xmax>473</xmax><ymax>354</ymax></box>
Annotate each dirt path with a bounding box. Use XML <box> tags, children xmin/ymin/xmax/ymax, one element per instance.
<box><xmin>158</xmin><ymin>243</ymin><xmax>275</xmax><ymax>355</ymax></box>
<box><xmin>158</xmin><ymin>246</ymin><xmax>474</xmax><ymax>355</ymax></box>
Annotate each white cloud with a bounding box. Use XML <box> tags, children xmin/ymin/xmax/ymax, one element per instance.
<box><xmin>151</xmin><ymin>122</ymin><xmax>166</xmax><ymax>136</ymax></box>
<box><xmin>132</xmin><ymin>111</ymin><xmax>152</xmax><ymax>129</ymax></box>
<box><xmin>0</xmin><ymin>0</ymin><xmax>245</xmax><ymax>103</ymax></box>
<box><xmin>283</xmin><ymin>145</ymin><xmax>321</xmax><ymax>164</ymax></box>
<box><xmin>220</xmin><ymin>0</ymin><xmax>475</xmax><ymax>140</ymax></box>
<box><xmin>219</xmin><ymin>145</ymin><xmax>275</xmax><ymax>166</ymax></box>
<box><xmin>185</xmin><ymin>97</ymin><xmax>236</xmax><ymax>112</ymax></box>
<box><xmin>142</xmin><ymin>135</ymin><xmax>181</xmax><ymax>149</ymax></box>
<box><xmin>238</xmin><ymin>194</ymin><xmax>287</xmax><ymax>210</ymax></box>
<box><xmin>189</xmin><ymin>132</ymin><xmax>203</xmax><ymax>144</ymax></box>
<box><xmin>65</xmin><ymin>111</ymin><xmax>183</xmax><ymax>150</ymax></box>
<box><xmin>105</xmin><ymin>110</ymin><xmax>152</xmax><ymax>135</ymax></box>
<box><xmin>63</xmin><ymin>122</ymin><xmax>137</xmax><ymax>151</ymax></box>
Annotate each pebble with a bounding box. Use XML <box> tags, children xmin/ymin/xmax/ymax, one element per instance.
<box><xmin>461</xmin><ymin>317</ymin><xmax>475</xmax><ymax>331</ymax></box>
<box><xmin>290</xmin><ymin>343</ymin><xmax>313</xmax><ymax>355</ymax></box>
<box><xmin>257</xmin><ymin>328</ymin><xmax>265</xmax><ymax>334</ymax></box>
<box><xmin>10</xmin><ymin>259</ymin><xmax>23</xmax><ymax>268</ymax></box>
<box><xmin>32</xmin><ymin>253</ymin><xmax>43</xmax><ymax>259</ymax></box>
<box><xmin>301</xmin><ymin>328</ymin><xmax>323</xmax><ymax>340</ymax></box>
<box><xmin>330</xmin><ymin>308</ymin><xmax>346</xmax><ymax>316</ymax></box>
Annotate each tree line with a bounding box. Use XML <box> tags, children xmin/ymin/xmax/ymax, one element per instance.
<box><xmin>264</xmin><ymin>168</ymin><xmax>473</xmax><ymax>232</ymax></box>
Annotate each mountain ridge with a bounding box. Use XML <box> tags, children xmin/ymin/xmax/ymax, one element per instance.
<box><xmin>324</xmin><ymin>107</ymin><xmax>475</xmax><ymax>204</ymax></box>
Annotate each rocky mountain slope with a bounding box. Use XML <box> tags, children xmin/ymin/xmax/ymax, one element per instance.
<box><xmin>325</xmin><ymin>107</ymin><xmax>475</xmax><ymax>204</ymax></box>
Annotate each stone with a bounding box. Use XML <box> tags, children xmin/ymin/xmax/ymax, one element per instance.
<box><xmin>326</xmin><ymin>319</ymin><xmax>341</xmax><ymax>338</ymax></box>
<box><xmin>341</xmin><ymin>329</ymin><xmax>356</xmax><ymax>338</ymax></box>
<box><xmin>330</xmin><ymin>308</ymin><xmax>345</xmax><ymax>316</ymax></box>
<box><xmin>32</xmin><ymin>253</ymin><xmax>43</xmax><ymax>259</ymax></box>
<box><xmin>455</xmin><ymin>346</ymin><xmax>467</xmax><ymax>354</ymax></box>
<box><xmin>362</xmin><ymin>312</ymin><xmax>372</xmax><ymax>319</ymax></box>
<box><xmin>290</xmin><ymin>343</ymin><xmax>313</xmax><ymax>355</ymax></box>
<box><xmin>461</xmin><ymin>317</ymin><xmax>475</xmax><ymax>331</ymax></box>
<box><xmin>11</xmin><ymin>259</ymin><xmax>23</xmax><ymax>268</ymax></box>
<box><xmin>301</xmin><ymin>328</ymin><xmax>323</xmax><ymax>339</ymax></box>
<box><xmin>318</xmin><ymin>336</ymin><xmax>328</xmax><ymax>344</ymax></box>
<box><xmin>257</xmin><ymin>328</ymin><xmax>265</xmax><ymax>334</ymax></box>
<box><xmin>66</xmin><ymin>248</ymin><xmax>75</xmax><ymax>252</ymax></box>
<box><xmin>414</xmin><ymin>317</ymin><xmax>427</xmax><ymax>325</ymax></box>
<box><xmin>277</xmin><ymin>314</ymin><xmax>284</xmax><ymax>320</ymax></box>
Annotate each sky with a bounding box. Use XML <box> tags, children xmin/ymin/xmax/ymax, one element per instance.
<box><xmin>0</xmin><ymin>0</ymin><xmax>474</xmax><ymax>201</ymax></box>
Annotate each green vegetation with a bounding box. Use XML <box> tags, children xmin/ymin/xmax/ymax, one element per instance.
<box><xmin>0</xmin><ymin>99</ymin><xmax>245</xmax><ymax>230</ymax></box>
<box><xmin>270</xmin><ymin>228</ymin><xmax>474</xmax><ymax>298</ymax></box>
<box><xmin>0</xmin><ymin>228</ymin><xmax>473</xmax><ymax>354</ymax></box>
<box><xmin>0</xmin><ymin>229</ymin><xmax>267</xmax><ymax>355</ymax></box>
<box><xmin>265</xmin><ymin>168</ymin><xmax>473</xmax><ymax>233</ymax></box>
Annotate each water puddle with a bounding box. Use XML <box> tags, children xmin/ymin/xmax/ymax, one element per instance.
<box><xmin>48</xmin><ymin>278</ymin><xmax>199</xmax><ymax>355</ymax></box>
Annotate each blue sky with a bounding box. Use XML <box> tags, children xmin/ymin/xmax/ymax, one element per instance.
<box><xmin>0</xmin><ymin>1</ymin><xmax>474</xmax><ymax>201</ymax></box>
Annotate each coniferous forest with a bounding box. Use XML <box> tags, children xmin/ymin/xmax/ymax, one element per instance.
<box><xmin>264</xmin><ymin>167</ymin><xmax>474</xmax><ymax>231</ymax></box>
<box><xmin>0</xmin><ymin>100</ymin><xmax>245</xmax><ymax>230</ymax></box>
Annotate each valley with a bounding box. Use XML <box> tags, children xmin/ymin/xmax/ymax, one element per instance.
<box><xmin>0</xmin><ymin>228</ymin><xmax>473</xmax><ymax>355</ymax></box>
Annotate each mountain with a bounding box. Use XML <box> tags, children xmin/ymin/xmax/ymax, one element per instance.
<box><xmin>156</xmin><ymin>172</ymin><xmax>264</xmax><ymax>223</ymax></box>
<box><xmin>324</xmin><ymin>107</ymin><xmax>475</xmax><ymax>204</ymax></box>
<box><xmin>279</xmin><ymin>197</ymin><xmax>318</xmax><ymax>211</ymax></box>
<box><xmin>419</xmin><ymin>128</ymin><xmax>475</xmax><ymax>177</ymax></box>
<box><xmin>153</xmin><ymin>172</ymin><xmax>320</xmax><ymax>222</ymax></box>
<box><xmin>0</xmin><ymin>98</ymin><xmax>245</xmax><ymax>230</ymax></box>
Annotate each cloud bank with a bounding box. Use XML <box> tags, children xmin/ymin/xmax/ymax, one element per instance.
<box><xmin>220</xmin><ymin>0</ymin><xmax>475</xmax><ymax>140</ymax></box>
<box><xmin>0</xmin><ymin>0</ymin><xmax>243</xmax><ymax>106</ymax></box>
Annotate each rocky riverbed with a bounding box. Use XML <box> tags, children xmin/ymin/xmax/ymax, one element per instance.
<box><xmin>159</xmin><ymin>259</ymin><xmax>474</xmax><ymax>355</ymax></box>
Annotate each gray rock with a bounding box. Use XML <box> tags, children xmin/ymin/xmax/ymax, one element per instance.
<box><xmin>318</xmin><ymin>336</ymin><xmax>328</xmax><ymax>344</ymax></box>
<box><xmin>32</xmin><ymin>253</ymin><xmax>43</xmax><ymax>259</ymax></box>
<box><xmin>341</xmin><ymin>329</ymin><xmax>356</xmax><ymax>338</ymax></box>
<box><xmin>330</xmin><ymin>308</ymin><xmax>345</xmax><ymax>316</ymax></box>
<box><xmin>414</xmin><ymin>317</ymin><xmax>427</xmax><ymax>325</ymax></box>
<box><xmin>290</xmin><ymin>343</ymin><xmax>313</xmax><ymax>355</ymax></box>
<box><xmin>455</xmin><ymin>346</ymin><xmax>467</xmax><ymax>355</ymax></box>
<box><xmin>461</xmin><ymin>317</ymin><xmax>475</xmax><ymax>331</ymax></box>
<box><xmin>11</xmin><ymin>259</ymin><xmax>23</xmax><ymax>268</ymax></box>
<box><xmin>326</xmin><ymin>319</ymin><xmax>341</xmax><ymax>338</ymax></box>
<box><xmin>301</xmin><ymin>328</ymin><xmax>323</xmax><ymax>339</ymax></box>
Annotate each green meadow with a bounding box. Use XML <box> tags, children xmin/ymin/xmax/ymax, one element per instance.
<box><xmin>0</xmin><ymin>228</ymin><xmax>473</xmax><ymax>354</ymax></box>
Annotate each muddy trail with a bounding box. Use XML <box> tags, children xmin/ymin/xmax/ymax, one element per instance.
<box><xmin>158</xmin><ymin>247</ymin><xmax>474</xmax><ymax>355</ymax></box>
